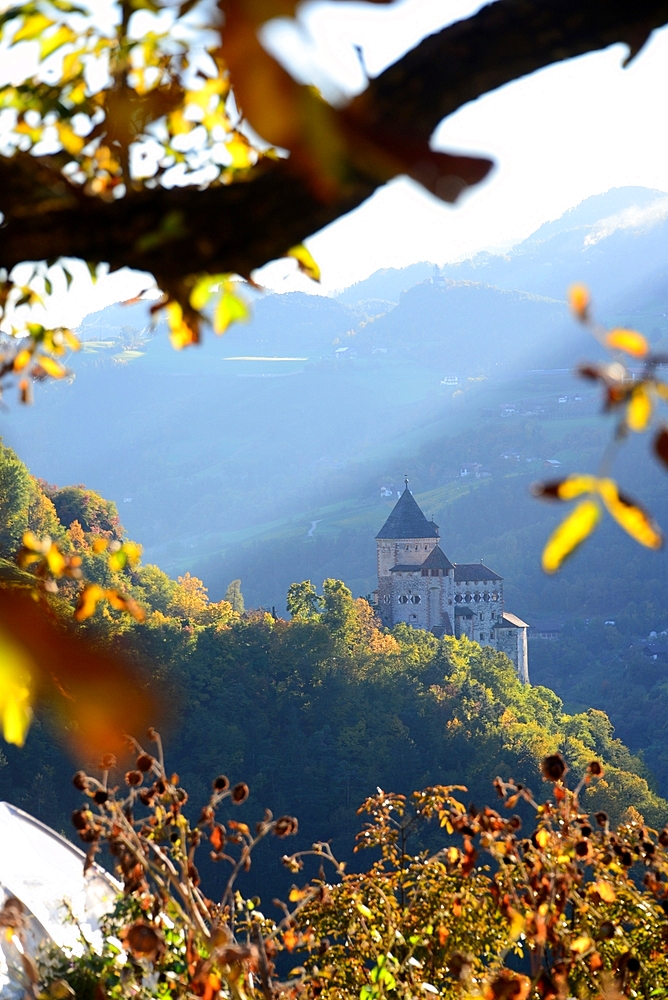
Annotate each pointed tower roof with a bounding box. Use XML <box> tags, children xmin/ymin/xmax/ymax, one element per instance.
<box><xmin>376</xmin><ymin>482</ymin><xmax>439</xmax><ymax>539</ymax></box>
<box><xmin>420</xmin><ymin>545</ymin><xmax>453</xmax><ymax>571</ymax></box>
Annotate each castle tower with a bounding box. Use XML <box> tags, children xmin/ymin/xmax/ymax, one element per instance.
<box><xmin>375</xmin><ymin>480</ymin><xmax>453</xmax><ymax>633</ymax></box>
<box><xmin>374</xmin><ymin>482</ymin><xmax>529</xmax><ymax>683</ymax></box>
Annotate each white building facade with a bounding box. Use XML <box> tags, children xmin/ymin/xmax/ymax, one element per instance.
<box><xmin>374</xmin><ymin>482</ymin><xmax>529</xmax><ymax>684</ymax></box>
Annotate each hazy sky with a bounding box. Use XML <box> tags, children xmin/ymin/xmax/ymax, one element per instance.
<box><xmin>4</xmin><ymin>0</ymin><xmax>668</xmax><ymax>318</ymax></box>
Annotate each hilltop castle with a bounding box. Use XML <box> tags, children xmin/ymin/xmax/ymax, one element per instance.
<box><xmin>374</xmin><ymin>481</ymin><xmax>529</xmax><ymax>684</ymax></box>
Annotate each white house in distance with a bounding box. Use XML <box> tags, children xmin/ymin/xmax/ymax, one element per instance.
<box><xmin>373</xmin><ymin>481</ymin><xmax>529</xmax><ymax>684</ymax></box>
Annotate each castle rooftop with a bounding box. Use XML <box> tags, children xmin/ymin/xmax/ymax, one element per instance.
<box><xmin>376</xmin><ymin>483</ymin><xmax>440</xmax><ymax>539</ymax></box>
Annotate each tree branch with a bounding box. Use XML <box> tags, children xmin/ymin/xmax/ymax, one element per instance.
<box><xmin>1</xmin><ymin>0</ymin><xmax>667</xmax><ymax>287</ymax></box>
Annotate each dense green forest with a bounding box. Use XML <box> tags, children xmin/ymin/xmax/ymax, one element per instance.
<box><xmin>1</xmin><ymin>441</ymin><xmax>666</xmax><ymax>902</ymax></box>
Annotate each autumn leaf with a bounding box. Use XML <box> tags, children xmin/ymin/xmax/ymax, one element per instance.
<box><xmin>286</xmin><ymin>245</ymin><xmax>321</xmax><ymax>282</ymax></box>
<box><xmin>75</xmin><ymin>583</ymin><xmax>105</xmax><ymax>621</ymax></box>
<box><xmin>35</xmin><ymin>354</ymin><xmax>67</xmax><ymax>379</ymax></box>
<box><xmin>165</xmin><ymin>301</ymin><xmax>198</xmax><ymax>349</ymax></box>
<box><xmin>535</xmin><ymin>828</ymin><xmax>549</xmax><ymax>849</ymax></box>
<box><xmin>627</xmin><ymin>384</ymin><xmax>652</xmax><ymax>431</ymax></box>
<box><xmin>283</xmin><ymin>929</ymin><xmax>298</xmax><ymax>952</ymax></box>
<box><xmin>605</xmin><ymin>328</ymin><xmax>649</xmax><ymax>358</ymax></box>
<box><xmin>570</xmin><ymin>935</ymin><xmax>594</xmax><ymax>955</ymax></box>
<box><xmin>568</xmin><ymin>283</ymin><xmax>590</xmax><ymax>321</ymax></box>
<box><xmin>531</xmin><ymin>474</ymin><xmax>597</xmax><ymax>502</ymax></box>
<box><xmin>289</xmin><ymin>887</ymin><xmax>309</xmax><ymax>902</ymax></box>
<box><xmin>0</xmin><ymin>626</ymin><xmax>34</xmax><ymax>746</ymax></box>
<box><xmin>593</xmin><ymin>881</ymin><xmax>616</xmax><ymax>903</ymax></box>
<box><xmin>541</xmin><ymin>499</ymin><xmax>601</xmax><ymax>574</ymax></box>
<box><xmin>13</xmin><ymin>348</ymin><xmax>32</xmax><ymax>372</ymax></box>
<box><xmin>597</xmin><ymin>479</ymin><xmax>662</xmax><ymax>550</ymax></box>
<box><xmin>0</xmin><ymin>590</ymin><xmax>154</xmax><ymax>754</ymax></box>
<box><xmin>12</xmin><ymin>13</ymin><xmax>55</xmax><ymax>43</ymax></box>
<box><xmin>214</xmin><ymin>285</ymin><xmax>250</xmax><ymax>335</ymax></box>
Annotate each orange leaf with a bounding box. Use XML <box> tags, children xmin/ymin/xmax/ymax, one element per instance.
<box><xmin>13</xmin><ymin>349</ymin><xmax>32</xmax><ymax>372</ymax></box>
<box><xmin>605</xmin><ymin>328</ymin><xmax>649</xmax><ymax>358</ymax></box>
<box><xmin>283</xmin><ymin>929</ymin><xmax>298</xmax><ymax>952</ymax></box>
<box><xmin>75</xmin><ymin>583</ymin><xmax>105</xmax><ymax>621</ymax></box>
<box><xmin>568</xmin><ymin>284</ymin><xmax>590</xmax><ymax>321</ymax></box>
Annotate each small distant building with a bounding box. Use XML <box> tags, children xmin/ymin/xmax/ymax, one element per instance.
<box><xmin>544</xmin><ymin>459</ymin><xmax>562</xmax><ymax>469</ymax></box>
<box><xmin>460</xmin><ymin>462</ymin><xmax>482</xmax><ymax>478</ymax></box>
<box><xmin>441</xmin><ymin>375</ymin><xmax>459</xmax><ymax>385</ymax></box>
<box><xmin>642</xmin><ymin>643</ymin><xmax>668</xmax><ymax>661</ymax></box>
<box><xmin>528</xmin><ymin>621</ymin><xmax>563</xmax><ymax>641</ymax></box>
<box><xmin>380</xmin><ymin>485</ymin><xmax>394</xmax><ymax>498</ymax></box>
<box><xmin>374</xmin><ymin>482</ymin><xmax>529</xmax><ymax>683</ymax></box>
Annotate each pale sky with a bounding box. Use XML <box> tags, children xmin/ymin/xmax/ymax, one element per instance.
<box><xmin>4</xmin><ymin>0</ymin><xmax>668</xmax><ymax>320</ymax></box>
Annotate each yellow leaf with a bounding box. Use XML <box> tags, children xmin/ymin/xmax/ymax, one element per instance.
<box><xmin>597</xmin><ymin>479</ymin><xmax>662</xmax><ymax>550</ymax></box>
<box><xmin>356</xmin><ymin>902</ymin><xmax>373</xmax><ymax>919</ymax></box>
<box><xmin>568</xmin><ymin>283</ymin><xmax>590</xmax><ymax>321</ymax></box>
<box><xmin>75</xmin><ymin>583</ymin><xmax>105</xmax><ymax>621</ymax></box>
<box><xmin>289</xmin><ymin>888</ymin><xmax>308</xmax><ymax>902</ymax></box>
<box><xmin>627</xmin><ymin>385</ymin><xmax>652</xmax><ymax>432</ymax></box>
<box><xmin>605</xmin><ymin>328</ymin><xmax>649</xmax><ymax>358</ymax></box>
<box><xmin>56</xmin><ymin>121</ymin><xmax>85</xmax><ymax>156</ymax></box>
<box><xmin>92</xmin><ymin>538</ymin><xmax>109</xmax><ymax>553</ymax></box>
<box><xmin>541</xmin><ymin>500</ymin><xmax>601</xmax><ymax>574</ymax></box>
<box><xmin>287</xmin><ymin>245</ymin><xmax>321</xmax><ymax>282</ymax></box>
<box><xmin>39</xmin><ymin>24</ymin><xmax>76</xmax><ymax>60</ymax></box>
<box><xmin>508</xmin><ymin>908</ymin><xmax>525</xmax><ymax>940</ymax></box>
<box><xmin>535</xmin><ymin>828</ymin><xmax>549</xmax><ymax>849</ymax></box>
<box><xmin>226</xmin><ymin>135</ymin><xmax>253</xmax><ymax>169</ymax></box>
<box><xmin>13</xmin><ymin>349</ymin><xmax>32</xmax><ymax>372</ymax></box>
<box><xmin>13</xmin><ymin>13</ymin><xmax>55</xmax><ymax>43</ymax></box>
<box><xmin>593</xmin><ymin>881</ymin><xmax>616</xmax><ymax>903</ymax></box>
<box><xmin>446</xmin><ymin>846</ymin><xmax>459</xmax><ymax>864</ymax></box>
<box><xmin>165</xmin><ymin>301</ymin><xmax>197</xmax><ymax>350</ymax></box>
<box><xmin>35</xmin><ymin>355</ymin><xmax>67</xmax><ymax>379</ymax></box>
<box><xmin>0</xmin><ymin>627</ymin><xmax>34</xmax><ymax>747</ymax></box>
<box><xmin>570</xmin><ymin>935</ymin><xmax>593</xmax><ymax>955</ymax></box>
<box><xmin>556</xmin><ymin>475</ymin><xmax>597</xmax><ymax>501</ymax></box>
<box><xmin>45</xmin><ymin>543</ymin><xmax>66</xmax><ymax>577</ymax></box>
<box><xmin>214</xmin><ymin>286</ymin><xmax>250</xmax><ymax>335</ymax></box>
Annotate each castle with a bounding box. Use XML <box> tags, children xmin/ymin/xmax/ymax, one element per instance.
<box><xmin>373</xmin><ymin>481</ymin><xmax>530</xmax><ymax>684</ymax></box>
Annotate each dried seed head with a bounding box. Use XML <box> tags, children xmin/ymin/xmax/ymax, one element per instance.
<box><xmin>72</xmin><ymin>771</ymin><xmax>88</xmax><ymax>791</ymax></box>
<box><xmin>71</xmin><ymin>809</ymin><xmax>89</xmax><ymax>831</ymax></box>
<box><xmin>122</xmin><ymin>921</ymin><xmax>164</xmax><ymax>961</ymax></box>
<box><xmin>99</xmin><ymin>753</ymin><xmax>116</xmax><ymax>770</ymax></box>
<box><xmin>136</xmin><ymin>753</ymin><xmax>154</xmax><ymax>773</ymax></box>
<box><xmin>541</xmin><ymin>754</ymin><xmax>566</xmax><ymax>782</ymax></box>
<box><xmin>595</xmin><ymin>811</ymin><xmax>608</xmax><ymax>827</ymax></box>
<box><xmin>588</xmin><ymin>760</ymin><xmax>603</xmax><ymax>776</ymax></box>
<box><xmin>93</xmin><ymin>790</ymin><xmax>109</xmax><ymax>805</ymax></box>
<box><xmin>273</xmin><ymin>816</ymin><xmax>299</xmax><ymax>837</ymax></box>
<box><xmin>125</xmin><ymin>770</ymin><xmax>143</xmax><ymax>786</ymax></box>
<box><xmin>213</xmin><ymin>775</ymin><xmax>230</xmax><ymax>792</ymax></box>
<box><xmin>231</xmin><ymin>782</ymin><xmax>249</xmax><ymax>805</ymax></box>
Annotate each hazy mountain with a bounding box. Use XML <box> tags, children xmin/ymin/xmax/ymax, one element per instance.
<box><xmin>4</xmin><ymin>185</ymin><xmax>667</xmax><ymax>581</ymax></box>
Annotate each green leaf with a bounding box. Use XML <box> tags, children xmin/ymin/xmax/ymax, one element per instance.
<box><xmin>214</xmin><ymin>285</ymin><xmax>249</xmax><ymax>335</ymax></box>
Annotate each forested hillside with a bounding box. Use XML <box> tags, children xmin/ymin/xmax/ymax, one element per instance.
<box><xmin>0</xmin><ymin>443</ymin><xmax>665</xmax><ymax>904</ymax></box>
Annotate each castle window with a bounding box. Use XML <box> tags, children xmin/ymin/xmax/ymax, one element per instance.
<box><xmin>383</xmin><ymin>595</ymin><xmax>390</xmax><ymax>603</ymax></box>
<box><xmin>455</xmin><ymin>594</ymin><xmax>462</xmax><ymax>603</ymax></box>
<box><xmin>491</xmin><ymin>592</ymin><xmax>499</xmax><ymax>601</ymax></box>
<box><xmin>480</xmin><ymin>632</ymin><xmax>486</xmax><ymax>641</ymax></box>
<box><xmin>411</xmin><ymin>595</ymin><xmax>421</xmax><ymax>604</ymax></box>
<box><xmin>464</xmin><ymin>593</ymin><xmax>472</xmax><ymax>603</ymax></box>
<box><xmin>474</xmin><ymin>593</ymin><xmax>481</xmax><ymax>603</ymax></box>
<box><xmin>399</xmin><ymin>595</ymin><xmax>408</xmax><ymax>604</ymax></box>
<box><xmin>483</xmin><ymin>592</ymin><xmax>490</xmax><ymax>602</ymax></box>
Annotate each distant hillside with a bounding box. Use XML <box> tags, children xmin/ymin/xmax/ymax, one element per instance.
<box><xmin>4</xmin><ymin>184</ymin><xmax>668</xmax><ymax>578</ymax></box>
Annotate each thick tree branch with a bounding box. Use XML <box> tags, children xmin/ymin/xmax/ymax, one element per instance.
<box><xmin>1</xmin><ymin>0</ymin><xmax>667</xmax><ymax>287</ymax></box>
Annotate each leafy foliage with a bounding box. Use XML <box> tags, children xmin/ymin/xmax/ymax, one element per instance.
<box><xmin>28</xmin><ymin>750</ymin><xmax>668</xmax><ymax>1000</ymax></box>
<box><xmin>531</xmin><ymin>287</ymin><xmax>668</xmax><ymax>571</ymax></box>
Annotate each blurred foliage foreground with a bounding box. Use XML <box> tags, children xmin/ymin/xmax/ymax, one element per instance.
<box><xmin>3</xmin><ymin>444</ymin><xmax>668</xmax><ymax>999</ymax></box>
